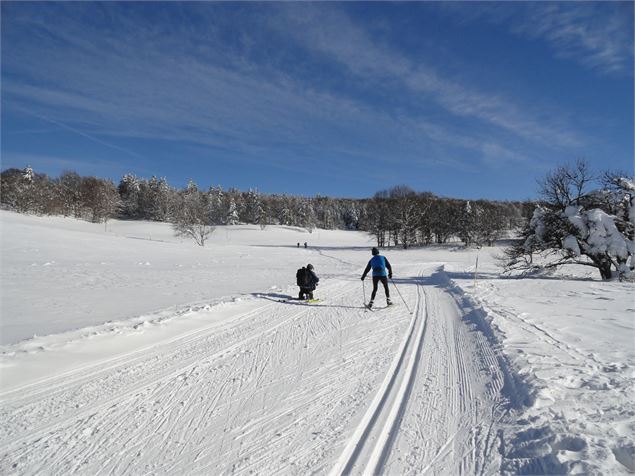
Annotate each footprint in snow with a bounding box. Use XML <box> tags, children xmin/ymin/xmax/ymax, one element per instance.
<box><xmin>603</xmin><ymin>362</ymin><xmax>628</xmax><ymax>372</ymax></box>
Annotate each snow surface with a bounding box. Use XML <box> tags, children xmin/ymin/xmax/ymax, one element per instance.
<box><xmin>1</xmin><ymin>211</ymin><xmax>633</xmax><ymax>474</ymax></box>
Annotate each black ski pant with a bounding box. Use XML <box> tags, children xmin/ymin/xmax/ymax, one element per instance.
<box><xmin>371</xmin><ymin>276</ymin><xmax>389</xmax><ymax>300</ymax></box>
<box><xmin>299</xmin><ymin>287</ymin><xmax>314</xmax><ymax>300</ymax></box>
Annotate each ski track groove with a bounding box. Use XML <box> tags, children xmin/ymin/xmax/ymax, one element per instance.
<box><xmin>1</xmin><ymin>278</ymin><xmax>410</xmax><ymax>474</ymax></box>
<box><xmin>1</xmin><ymin>265</ymin><xmax>514</xmax><ymax>475</ymax></box>
<box><xmin>343</xmin><ymin>266</ymin><xmax>509</xmax><ymax>476</ymax></box>
<box><xmin>2</xmin><ymin>281</ymin><xmax>352</xmax><ymax>445</ymax></box>
<box><xmin>328</xmin><ymin>270</ymin><xmax>427</xmax><ymax>476</ymax></box>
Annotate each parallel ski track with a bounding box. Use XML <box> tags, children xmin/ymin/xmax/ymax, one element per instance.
<box><xmin>329</xmin><ymin>271</ymin><xmax>427</xmax><ymax>476</ymax></box>
<box><xmin>383</xmin><ymin>268</ymin><xmax>510</xmax><ymax>475</ymax></box>
<box><xmin>0</xmin><ymin>279</ymin><xmax>357</xmax><ymax>453</ymax></box>
<box><xmin>330</xmin><ymin>266</ymin><xmax>512</xmax><ymax>476</ymax></box>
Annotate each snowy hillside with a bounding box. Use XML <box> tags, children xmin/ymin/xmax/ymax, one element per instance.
<box><xmin>1</xmin><ymin>211</ymin><xmax>633</xmax><ymax>474</ymax></box>
<box><xmin>0</xmin><ymin>211</ymin><xmax>373</xmax><ymax>345</ymax></box>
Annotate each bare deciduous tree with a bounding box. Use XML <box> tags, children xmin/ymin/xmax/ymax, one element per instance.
<box><xmin>172</xmin><ymin>181</ymin><xmax>214</xmax><ymax>246</ymax></box>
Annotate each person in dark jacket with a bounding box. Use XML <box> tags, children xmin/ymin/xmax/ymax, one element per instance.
<box><xmin>361</xmin><ymin>247</ymin><xmax>392</xmax><ymax>308</ymax></box>
<box><xmin>296</xmin><ymin>264</ymin><xmax>319</xmax><ymax>300</ymax></box>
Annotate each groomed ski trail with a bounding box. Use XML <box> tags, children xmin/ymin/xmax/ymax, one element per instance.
<box><xmin>329</xmin><ymin>267</ymin><xmax>510</xmax><ymax>476</ymax></box>
<box><xmin>0</xmin><ymin>277</ymin><xmax>412</xmax><ymax>475</ymax></box>
<box><xmin>1</xmin><ymin>266</ymin><xmax>513</xmax><ymax>475</ymax></box>
<box><xmin>329</xmin><ymin>271</ymin><xmax>428</xmax><ymax>476</ymax></box>
<box><xmin>381</xmin><ymin>268</ymin><xmax>509</xmax><ymax>475</ymax></box>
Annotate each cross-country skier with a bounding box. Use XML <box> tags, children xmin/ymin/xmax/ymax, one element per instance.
<box><xmin>296</xmin><ymin>264</ymin><xmax>319</xmax><ymax>300</ymax></box>
<box><xmin>361</xmin><ymin>247</ymin><xmax>392</xmax><ymax>309</ymax></box>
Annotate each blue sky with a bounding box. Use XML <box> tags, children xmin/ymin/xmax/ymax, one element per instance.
<box><xmin>1</xmin><ymin>2</ymin><xmax>633</xmax><ymax>200</ymax></box>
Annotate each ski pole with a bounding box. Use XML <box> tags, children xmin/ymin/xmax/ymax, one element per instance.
<box><xmin>473</xmin><ymin>253</ymin><xmax>479</xmax><ymax>288</ymax></box>
<box><xmin>390</xmin><ymin>279</ymin><xmax>411</xmax><ymax>313</ymax></box>
<box><xmin>362</xmin><ymin>279</ymin><xmax>367</xmax><ymax>307</ymax></box>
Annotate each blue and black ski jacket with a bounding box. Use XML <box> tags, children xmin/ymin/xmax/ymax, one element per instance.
<box><xmin>361</xmin><ymin>255</ymin><xmax>393</xmax><ymax>279</ymax></box>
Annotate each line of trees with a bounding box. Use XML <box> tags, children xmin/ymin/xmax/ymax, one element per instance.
<box><xmin>366</xmin><ymin>185</ymin><xmax>527</xmax><ymax>249</ymax></box>
<box><xmin>0</xmin><ymin>167</ymin><xmax>120</xmax><ymax>224</ymax></box>
<box><xmin>3</xmin><ymin>162</ymin><xmax>630</xmax><ymax>279</ymax></box>
<box><xmin>1</xmin><ymin>166</ymin><xmax>525</xmax><ymax>248</ymax></box>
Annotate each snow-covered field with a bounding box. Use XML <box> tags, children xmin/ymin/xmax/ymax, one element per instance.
<box><xmin>1</xmin><ymin>210</ymin><xmax>633</xmax><ymax>474</ymax></box>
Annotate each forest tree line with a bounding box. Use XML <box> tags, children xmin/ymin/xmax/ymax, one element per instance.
<box><xmin>1</xmin><ymin>166</ymin><xmax>527</xmax><ymax>248</ymax></box>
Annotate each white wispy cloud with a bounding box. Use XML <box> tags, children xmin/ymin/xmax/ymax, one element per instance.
<box><xmin>16</xmin><ymin>107</ymin><xmax>145</xmax><ymax>159</ymax></box>
<box><xmin>519</xmin><ymin>3</ymin><xmax>633</xmax><ymax>75</ymax></box>
<box><xmin>271</xmin><ymin>3</ymin><xmax>582</xmax><ymax>148</ymax></box>
<box><xmin>442</xmin><ymin>2</ymin><xmax>633</xmax><ymax>76</ymax></box>
<box><xmin>1</xmin><ymin>2</ymin><xmax>575</xmax><ymax>175</ymax></box>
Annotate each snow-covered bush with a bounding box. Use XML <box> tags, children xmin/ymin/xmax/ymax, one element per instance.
<box><xmin>504</xmin><ymin>161</ymin><xmax>634</xmax><ymax>280</ymax></box>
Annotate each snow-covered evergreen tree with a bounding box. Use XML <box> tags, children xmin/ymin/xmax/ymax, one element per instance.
<box><xmin>297</xmin><ymin>198</ymin><xmax>317</xmax><ymax>233</ymax></box>
<box><xmin>278</xmin><ymin>195</ymin><xmax>293</xmax><ymax>226</ymax></box>
<box><xmin>118</xmin><ymin>174</ymin><xmax>141</xmax><ymax>219</ymax></box>
<box><xmin>226</xmin><ymin>197</ymin><xmax>239</xmax><ymax>225</ymax></box>
<box><xmin>206</xmin><ymin>186</ymin><xmax>225</xmax><ymax>225</ymax></box>
<box><xmin>22</xmin><ymin>166</ymin><xmax>34</xmax><ymax>183</ymax></box>
<box><xmin>242</xmin><ymin>189</ymin><xmax>262</xmax><ymax>224</ymax></box>
<box><xmin>144</xmin><ymin>176</ymin><xmax>171</xmax><ymax>221</ymax></box>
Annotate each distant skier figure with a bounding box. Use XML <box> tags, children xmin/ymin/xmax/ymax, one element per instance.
<box><xmin>297</xmin><ymin>242</ymin><xmax>300</xmax><ymax>248</ymax></box>
<box><xmin>304</xmin><ymin>242</ymin><xmax>308</xmax><ymax>248</ymax></box>
<box><xmin>361</xmin><ymin>247</ymin><xmax>393</xmax><ymax>309</ymax></box>
<box><xmin>296</xmin><ymin>264</ymin><xmax>319</xmax><ymax>300</ymax></box>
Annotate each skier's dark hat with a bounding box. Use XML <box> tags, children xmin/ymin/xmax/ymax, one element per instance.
<box><xmin>371</xmin><ymin>247</ymin><xmax>379</xmax><ymax>255</ymax></box>
<box><xmin>307</xmin><ymin>264</ymin><xmax>314</xmax><ymax>270</ymax></box>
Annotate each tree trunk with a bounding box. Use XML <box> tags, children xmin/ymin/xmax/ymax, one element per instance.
<box><xmin>592</xmin><ymin>256</ymin><xmax>613</xmax><ymax>280</ymax></box>
<box><xmin>599</xmin><ymin>262</ymin><xmax>613</xmax><ymax>280</ymax></box>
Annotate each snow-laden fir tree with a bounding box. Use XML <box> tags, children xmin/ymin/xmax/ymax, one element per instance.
<box><xmin>297</xmin><ymin>198</ymin><xmax>317</xmax><ymax>233</ymax></box>
<box><xmin>256</xmin><ymin>201</ymin><xmax>268</xmax><ymax>229</ymax></box>
<box><xmin>242</xmin><ymin>188</ymin><xmax>262</xmax><ymax>225</ymax></box>
<box><xmin>118</xmin><ymin>174</ymin><xmax>141</xmax><ymax>219</ymax></box>
<box><xmin>145</xmin><ymin>176</ymin><xmax>172</xmax><ymax>221</ymax></box>
<box><xmin>22</xmin><ymin>166</ymin><xmax>34</xmax><ymax>182</ymax></box>
<box><xmin>278</xmin><ymin>195</ymin><xmax>293</xmax><ymax>226</ymax></box>
<box><xmin>226</xmin><ymin>197</ymin><xmax>239</xmax><ymax>225</ymax></box>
